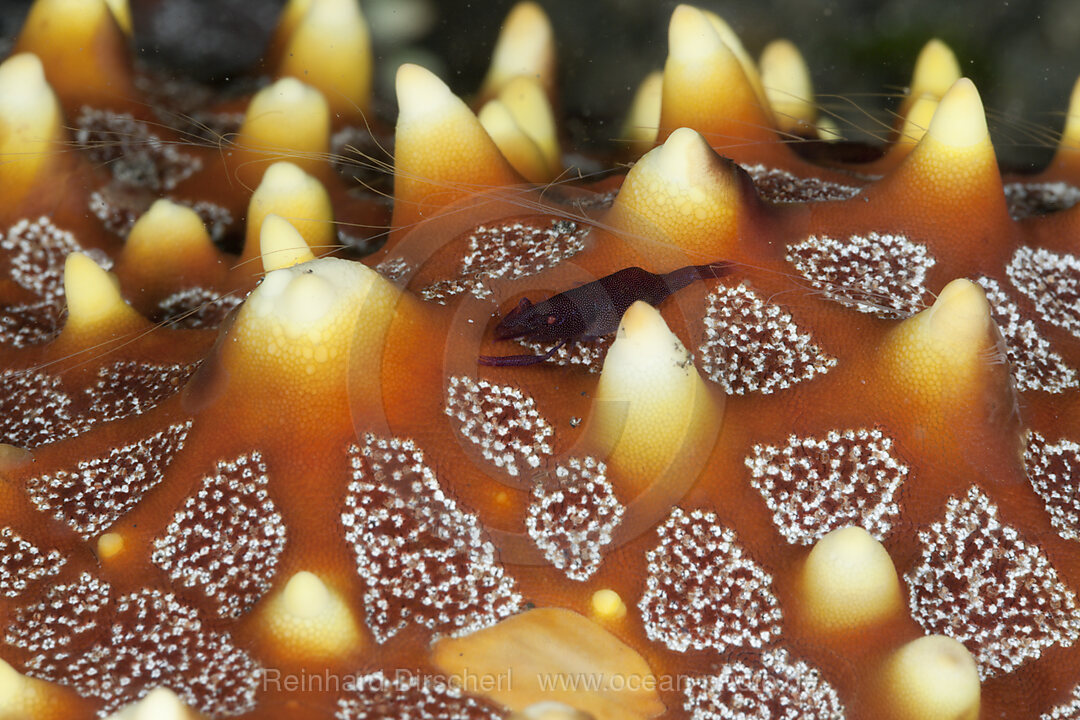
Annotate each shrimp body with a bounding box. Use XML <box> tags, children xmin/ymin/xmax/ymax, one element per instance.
<box><xmin>480</xmin><ymin>261</ymin><xmax>732</xmax><ymax>366</ymax></box>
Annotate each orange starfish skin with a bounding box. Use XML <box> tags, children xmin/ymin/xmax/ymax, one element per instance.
<box><xmin>2</xmin><ymin>1</ymin><xmax>1080</xmax><ymax>719</ymax></box>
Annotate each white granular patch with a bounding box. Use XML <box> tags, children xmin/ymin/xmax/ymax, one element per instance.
<box><xmin>25</xmin><ymin>422</ymin><xmax>192</xmax><ymax>539</ymax></box>
<box><xmin>905</xmin><ymin>485</ymin><xmax>1080</xmax><ymax>679</ymax></box>
<box><xmin>976</xmin><ymin>276</ymin><xmax>1078</xmax><ymax>393</ymax></box>
<box><xmin>741</xmin><ymin>163</ymin><xmax>861</xmax><ymax>203</ymax></box>
<box><xmin>1004</xmin><ymin>181</ymin><xmax>1080</xmax><ymax>220</ymax></box>
<box><xmin>745</xmin><ymin>428</ymin><xmax>907</xmax><ymax>544</ymax></box>
<box><xmin>0</xmin><ymin>526</ymin><xmax>66</xmax><ymax>598</ymax></box>
<box><xmin>5</xmin><ymin>572</ymin><xmax>261</xmax><ymax>717</ymax></box>
<box><xmin>0</xmin><ymin>368</ymin><xmax>85</xmax><ymax>448</ymax></box>
<box><xmin>341</xmin><ymin>434</ymin><xmax>522</xmax><ymax>643</ymax></box>
<box><xmin>152</xmin><ymin>452</ymin><xmax>286</xmax><ymax>619</ymax></box>
<box><xmin>336</xmin><ymin>670</ymin><xmax>504</xmax><ymax>720</ymax></box>
<box><xmin>787</xmin><ymin>232</ymin><xmax>935</xmax><ymax>318</ymax></box>
<box><xmin>445</xmin><ymin>375</ymin><xmax>554</xmax><ymax>477</ymax></box>
<box><xmin>699</xmin><ymin>282</ymin><xmax>836</xmax><ymax>394</ymax></box>
<box><xmin>1025</xmin><ymin>432</ymin><xmax>1080</xmax><ymax>542</ymax></box>
<box><xmin>683</xmin><ymin>648</ymin><xmax>846</xmax><ymax>719</ymax></box>
<box><xmin>639</xmin><ymin>507</ymin><xmax>782</xmax><ymax>653</ymax></box>
<box><xmin>420</xmin><ymin>219</ymin><xmax>587</xmax><ymax>303</ymax></box>
<box><xmin>1007</xmin><ymin>246</ymin><xmax>1080</xmax><ymax>340</ymax></box>
<box><xmin>526</xmin><ymin>456</ymin><xmax>624</xmax><ymax>581</ymax></box>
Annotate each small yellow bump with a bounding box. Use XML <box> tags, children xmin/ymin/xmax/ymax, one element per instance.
<box><xmin>802</xmin><ymin>526</ymin><xmax>901</xmax><ymax>632</ymax></box>
<box><xmin>239</xmin><ymin>77</ymin><xmax>330</xmax><ymax>162</ymax></box>
<box><xmin>894</xmin><ymin>94</ymin><xmax>938</xmax><ymax>150</ymax></box>
<box><xmin>104</xmin><ymin>687</ymin><xmax>200</xmax><ymax>720</ymax></box>
<box><xmin>127</xmin><ymin>200</ymin><xmax>211</xmax><ymax>253</ymax></box>
<box><xmin>622</xmin><ymin>71</ymin><xmax>663</xmax><ymax>151</ymax></box>
<box><xmin>63</xmin><ymin>253</ymin><xmax>141</xmax><ymax>331</ymax></box>
<box><xmin>260</xmin><ymin>214</ymin><xmax>318</xmax><ymax>272</ymax></box>
<box><xmin>589</xmin><ymin>301</ymin><xmax>722</xmax><ymax>497</ymax></box>
<box><xmin>478</xmin><ymin>99</ymin><xmax>550</xmax><ymax>184</ymax></box>
<box><xmin>608</xmin><ymin>127</ymin><xmax>740</xmax><ymax>262</ymax></box>
<box><xmin>668</xmin><ymin>5</ymin><xmax>724</xmax><ymax>65</ymax></box>
<box><xmin>261</xmin><ymin>570</ymin><xmax>362</xmax><ymax>659</ymax></box>
<box><xmin>276</xmin><ymin>0</ymin><xmax>373</xmax><ymax>117</ymax></box>
<box><xmin>816</xmin><ymin>116</ymin><xmax>842</xmax><ymax>141</ymax></box>
<box><xmin>0</xmin><ymin>53</ymin><xmax>62</xmax><ymax>197</ymax></box>
<box><xmin>97</xmin><ymin>532</ymin><xmax>124</xmax><ymax>560</ymax></box>
<box><xmin>243</xmin><ymin>161</ymin><xmax>334</xmax><ymax>264</ymax></box>
<box><xmin>909</xmin><ymin>39</ymin><xmax>961</xmax><ymax>103</ymax></box>
<box><xmin>759</xmin><ymin>39</ymin><xmax>815</xmax><ymax>132</ymax></box>
<box><xmin>926</xmin><ymin>78</ymin><xmax>988</xmax><ymax>149</ymax></box>
<box><xmin>884</xmin><ymin>635</ymin><xmax>980</xmax><ymax>720</ymax></box>
<box><xmin>396</xmin><ymin>62</ymin><xmax>458</xmax><ymax>123</ymax></box>
<box><xmin>282</xmin><ymin>570</ymin><xmax>331</xmax><ymax>618</ymax></box>
<box><xmin>884</xmin><ymin>278</ymin><xmax>994</xmax><ymax>399</ymax></box>
<box><xmin>1065</xmin><ymin>75</ymin><xmax>1080</xmax><ymax>147</ymax></box>
<box><xmin>0</xmin><ymin>657</ymin><xmax>58</xmax><ymax>719</ymax></box>
<box><xmin>699</xmin><ymin>8</ymin><xmax>768</xmax><ymax>109</ymax></box>
<box><xmin>392</xmin><ymin>63</ymin><xmax>520</xmax><ymax>230</ymax></box>
<box><xmin>590</xmin><ymin>589</ymin><xmax>626</xmax><ymax>621</ymax></box>
<box><xmin>480</xmin><ymin>1</ymin><xmax>555</xmax><ymax>98</ymax></box>
<box><xmin>497</xmin><ymin>76</ymin><xmax>560</xmax><ymax>176</ymax></box>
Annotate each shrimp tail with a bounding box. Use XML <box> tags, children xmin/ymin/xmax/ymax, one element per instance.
<box><xmin>478</xmin><ymin>339</ymin><xmax>568</xmax><ymax>367</ymax></box>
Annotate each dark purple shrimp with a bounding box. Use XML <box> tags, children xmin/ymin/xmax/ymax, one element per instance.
<box><xmin>478</xmin><ymin>261</ymin><xmax>733</xmax><ymax>366</ymax></box>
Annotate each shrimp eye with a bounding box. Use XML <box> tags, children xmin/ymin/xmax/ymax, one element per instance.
<box><xmin>546</xmin><ymin>315</ymin><xmax>558</xmax><ymax>325</ymax></box>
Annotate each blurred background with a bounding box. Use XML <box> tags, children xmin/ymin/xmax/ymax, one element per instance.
<box><xmin>1</xmin><ymin>0</ymin><xmax>1077</xmax><ymax>168</ymax></box>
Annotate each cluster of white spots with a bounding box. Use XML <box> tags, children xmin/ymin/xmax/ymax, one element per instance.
<box><xmin>0</xmin><ymin>368</ymin><xmax>82</xmax><ymax>448</ymax></box>
<box><xmin>517</xmin><ymin>335</ymin><xmax>613</xmax><ymax>373</ymax></box>
<box><xmin>25</xmin><ymin>421</ymin><xmax>193</xmax><ymax>539</ymax></box>
<box><xmin>1</xmin><ymin>361</ymin><xmax>196</xmax><ymax>449</ymax></box>
<box><xmin>0</xmin><ymin>216</ymin><xmax>112</xmax><ymax>347</ymax></box>
<box><xmin>976</xmin><ymin>276</ymin><xmax>1078</xmax><ymax>393</ymax></box>
<box><xmin>0</xmin><ymin>298</ymin><xmax>63</xmax><ymax>348</ymax></box>
<box><xmin>340</xmin><ymin>434</ymin><xmax>522</xmax><ymax>643</ymax></box>
<box><xmin>5</xmin><ymin>572</ymin><xmax>261</xmax><ymax>717</ymax></box>
<box><xmin>525</xmin><ymin>456</ymin><xmax>624</xmax><ymax>581</ymax></box>
<box><xmin>156</xmin><ymin>286</ymin><xmax>245</xmax><ymax>329</ymax></box>
<box><xmin>741</xmin><ymin>163</ymin><xmax>861</xmax><ymax>203</ymax></box>
<box><xmin>787</xmin><ymin>232</ymin><xmax>936</xmax><ymax>318</ymax></box>
<box><xmin>445</xmin><ymin>376</ymin><xmax>554</xmax><ymax>477</ymax></box>
<box><xmin>335</xmin><ymin>670</ymin><xmax>505</xmax><ymax>720</ymax></box>
<box><xmin>374</xmin><ymin>256</ymin><xmax>412</xmax><ymax>284</ymax></box>
<box><xmin>1</xmin><ymin>216</ymin><xmax>110</xmax><ymax>298</ymax></box>
<box><xmin>87</xmin><ymin>360</ymin><xmax>200</xmax><ymax>423</ymax></box>
<box><xmin>1004</xmin><ymin>181</ymin><xmax>1080</xmax><ymax>220</ymax></box>
<box><xmin>0</xmin><ymin>526</ymin><xmax>66</xmax><ymax>598</ymax></box>
<box><xmin>75</xmin><ymin>107</ymin><xmax>202</xmax><ymax>190</ymax></box>
<box><xmin>184</xmin><ymin>199</ymin><xmax>234</xmax><ymax>243</ymax></box>
<box><xmin>683</xmin><ymin>648</ymin><xmax>846</xmax><ymax>720</ymax></box>
<box><xmin>1025</xmin><ymin>432</ymin><xmax>1080</xmax><ymax>542</ymax></box>
<box><xmin>639</xmin><ymin>508</ymin><xmax>783</xmax><ymax>653</ymax></box>
<box><xmin>151</xmin><ymin>452</ymin><xmax>286</xmax><ymax>619</ymax></box>
<box><xmin>420</xmin><ymin>219</ymin><xmax>587</xmax><ymax>303</ymax></box>
<box><xmin>1007</xmin><ymin>246</ymin><xmax>1080</xmax><ymax>340</ymax></box>
<box><xmin>698</xmin><ymin>283</ymin><xmax>836</xmax><ymax>394</ymax></box>
<box><xmin>745</xmin><ymin>428</ymin><xmax>907</xmax><ymax>544</ymax></box>
<box><xmin>88</xmin><ymin>187</ymin><xmax>145</xmax><ymax>237</ymax></box>
<box><xmin>905</xmin><ymin>485</ymin><xmax>1080</xmax><ymax>678</ymax></box>
<box><xmin>1041</xmin><ymin>683</ymin><xmax>1080</xmax><ymax>720</ymax></box>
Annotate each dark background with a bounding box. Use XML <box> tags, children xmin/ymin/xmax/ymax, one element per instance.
<box><xmin>1</xmin><ymin>0</ymin><xmax>1077</xmax><ymax>168</ymax></box>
